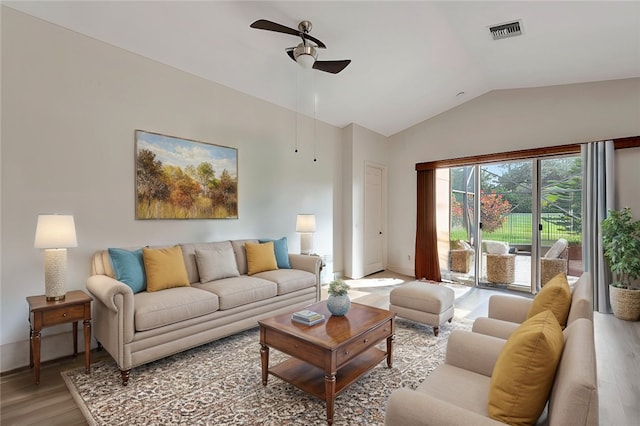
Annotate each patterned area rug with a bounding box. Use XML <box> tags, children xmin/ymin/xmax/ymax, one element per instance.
<box><xmin>62</xmin><ymin>316</ymin><xmax>473</xmax><ymax>425</ymax></box>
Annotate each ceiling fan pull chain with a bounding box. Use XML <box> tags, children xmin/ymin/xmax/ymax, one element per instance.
<box><xmin>295</xmin><ymin>67</ymin><xmax>300</xmax><ymax>153</ymax></box>
<box><xmin>313</xmin><ymin>85</ymin><xmax>318</xmax><ymax>163</ymax></box>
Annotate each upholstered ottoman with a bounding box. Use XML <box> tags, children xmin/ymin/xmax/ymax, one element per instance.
<box><xmin>389</xmin><ymin>282</ymin><xmax>455</xmax><ymax>336</ymax></box>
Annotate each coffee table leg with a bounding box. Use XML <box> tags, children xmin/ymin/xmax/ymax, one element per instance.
<box><xmin>386</xmin><ymin>334</ymin><xmax>395</xmax><ymax>368</ymax></box>
<box><xmin>325</xmin><ymin>372</ymin><xmax>336</xmax><ymax>425</ymax></box>
<box><xmin>260</xmin><ymin>343</ymin><xmax>269</xmax><ymax>385</ymax></box>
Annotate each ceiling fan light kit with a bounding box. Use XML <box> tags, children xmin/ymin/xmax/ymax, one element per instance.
<box><xmin>293</xmin><ymin>44</ymin><xmax>317</xmax><ymax>68</ymax></box>
<box><xmin>250</xmin><ymin>19</ymin><xmax>351</xmax><ymax>74</ymax></box>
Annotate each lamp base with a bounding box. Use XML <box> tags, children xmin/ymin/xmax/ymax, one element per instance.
<box><xmin>300</xmin><ymin>233</ymin><xmax>313</xmax><ymax>255</ymax></box>
<box><xmin>46</xmin><ymin>294</ymin><xmax>66</xmax><ymax>302</ymax></box>
<box><xmin>44</xmin><ymin>248</ymin><xmax>67</xmax><ymax>301</ymax></box>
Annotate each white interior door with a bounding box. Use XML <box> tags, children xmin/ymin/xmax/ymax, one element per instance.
<box><xmin>364</xmin><ymin>163</ymin><xmax>386</xmax><ymax>275</ymax></box>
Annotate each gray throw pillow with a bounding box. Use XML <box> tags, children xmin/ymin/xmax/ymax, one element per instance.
<box><xmin>195</xmin><ymin>246</ymin><xmax>240</xmax><ymax>283</ymax></box>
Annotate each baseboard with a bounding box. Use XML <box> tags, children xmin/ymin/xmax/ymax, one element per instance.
<box><xmin>386</xmin><ymin>264</ymin><xmax>415</xmax><ymax>278</ymax></box>
<box><xmin>0</xmin><ymin>329</ymin><xmax>93</xmax><ymax>374</ymax></box>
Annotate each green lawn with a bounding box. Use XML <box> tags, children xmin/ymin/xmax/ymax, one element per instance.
<box><xmin>451</xmin><ymin>213</ymin><xmax>580</xmax><ymax>246</ymax></box>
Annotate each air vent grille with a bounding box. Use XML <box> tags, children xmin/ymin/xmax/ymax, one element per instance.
<box><xmin>489</xmin><ymin>21</ymin><xmax>522</xmax><ymax>40</ymax></box>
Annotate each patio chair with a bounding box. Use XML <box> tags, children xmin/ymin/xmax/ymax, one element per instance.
<box><xmin>485</xmin><ymin>240</ymin><xmax>515</xmax><ymax>285</ymax></box>
<box><xmin>541</xmin><ymin>238</ymin><xmax>568</xmax><ymax>286</ymax></box>
<box><xmin>450</xmin><ymin>240</ymin><xmax>474</xmax><ymax>273</ymax></box>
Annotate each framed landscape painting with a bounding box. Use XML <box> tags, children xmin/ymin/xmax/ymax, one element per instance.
<box><xmin>135</xmin><ymin>130</ymin><xmax>238</xmax><ymax>219</ymax></box>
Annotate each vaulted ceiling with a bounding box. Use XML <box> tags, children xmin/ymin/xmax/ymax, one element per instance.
<box><xmin>6</xmin><ymin>1</ymin><xmax>640</xmax><ymax>136</ymax></box>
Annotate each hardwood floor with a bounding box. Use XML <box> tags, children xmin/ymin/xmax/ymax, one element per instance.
<box><xmin>2</xmin><ymin>271</ymin><xmax>639</xmax><ymax>425</ymax></box>
<box><xmin>1</xmin><ymin>354</ymin><xmax>95</xmax><ymax>425</ymax></box>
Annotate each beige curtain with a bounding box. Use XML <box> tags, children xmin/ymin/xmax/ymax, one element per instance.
<box><xmin>415</xmin><ymin>169</ymin><xmax>441</xmax><ymax>281</ymax></box>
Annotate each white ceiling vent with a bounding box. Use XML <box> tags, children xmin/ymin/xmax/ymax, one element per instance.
<box><xmin>489</xmin><ymin>20</ymin><xmax>522</xmax><ymax>40</ymax></box>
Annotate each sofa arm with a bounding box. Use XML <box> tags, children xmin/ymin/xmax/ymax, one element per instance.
<box><xmin>385</xmin><ymin>388</ymin><xmax>503</xmax><ymax>426</ymax></box>
<box><xmin>487</xmin><ymin>295</ymin><xmax>532</xmax><ymax>323</ymax></box>
<box><xmin>472</xmin><ymin>317</ymin><xmax>520</xmax><ymax>340</ymax></box>
<box><xmin>87</xmin><ymin>274</ymin><xmax>133</xmax><ymax>312</ymax></box>
<box><xmin>288</xmin><ymin>254</ymin><xmax>322</xmax><ymax>277</ymax></box>
<box><xmin>86</xmin><ymin>274</ymin><xmax>135</xmax><ymax>345</ymax></box>
<box><xmin>445</xmin><ymin>330</ymin><xmax>506</xmax><ymax>377</ymax></box>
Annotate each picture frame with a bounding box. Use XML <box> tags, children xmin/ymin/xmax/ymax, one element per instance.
<box><xmin>135</xmin><ymin>130</ymin><xmax>238</xmax><ymax>219</ymax></box>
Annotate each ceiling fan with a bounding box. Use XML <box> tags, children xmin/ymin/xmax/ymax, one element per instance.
<box><xmin>250</xmin><ymin>19</ymin><xmax>351</xmax><ymax>74</ymax></box>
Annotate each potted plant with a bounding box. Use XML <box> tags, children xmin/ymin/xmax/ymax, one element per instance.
<box><xmin>601</xmin><ymin>207</ymin><xmax>640</xmax><ymax>320</ymax></box>
<box><xmin>327</xmin><ymin>279</ymin><xmax>351</xmax><ymax>316</ymax></box>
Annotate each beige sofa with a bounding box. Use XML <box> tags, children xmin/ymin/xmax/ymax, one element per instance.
<box><xmin>385</xmin><ymin>273</ymin><xmax>598</xmax><ymax>426</ymax></box>
<box><xmin>87</xmin><ymin>239</ymin><xmax>321</xmax><ymax>385</ymax></box>
<box><xmin>472</xmin><ymin>272</ymin><xmax>593</xmax><ymax>339</ymax></box>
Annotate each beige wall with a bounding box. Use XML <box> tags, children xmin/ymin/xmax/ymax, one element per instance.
<box><xmin>0</xmin><ymin>7</ymin><xmax>342</xmax><ymax>371</ymax></box>
<box><xmin>341</xmin><ymin>124</ymin><xmax>390</xmax><ymax>279</ymax></box>
<box><xmin>387</xmin><ymin>78</ymin><xmax>640</xmax><ymax>275</ymax></box>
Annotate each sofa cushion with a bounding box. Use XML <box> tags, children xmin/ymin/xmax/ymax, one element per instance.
<box><xmin>488</xmin><ymin>310</ymin><xmax>564</xmax><ymax>426</ymax></box>
<box><xmin>143</xmin><ymin>246</ymin><xmax>190</xmax><ymax>292</ymax></box>
<box><xmin>259</xmin><ymin>237</ymin><xmax>291</xmax><ymax>269</ymax></box>
<box><xmin>193</xmin><ymin>276</ymin><xmax>277</xmax><ymax>310</ymax></box>
<box><xmin>417</xmin><ymin>363</ymin><xmax>491</xmax><ymax>418</ymax></box>
<box><xmin>108</xmin><ymin>248</ymin><xmax>146</xmax><ymax>293</ymax></box>
<box><xmin>180</xmin><ymin>241</ymin><xmax>236</xmax><ymax>284</ymax></box>
<box><xmin>195</xmin><ymin>246</ymin><xmax>240</xmax><ymax>283</ymax></box>
<box><xmin>246</xmin><ymin>242</ymin><xmax>278</xmax><ymax>275</ymax></box>
<box><xmin>133</xmin><ymin>287</ymin><xmax>219</xmax><ymax>331</ymax></box>
<box><xmin>527</xmin><ymin>272</ymin><xmax>571</xmax><ymax>327</ymax></box>
<box><xmin>253</xmin><ymin>269</ymin><xmax>316</xmax><ymax>295</ymax></box>
<box><xmin>231</xmin><ymin>239</ymin><xmax>258</xmax><ymax>275</ymax></box>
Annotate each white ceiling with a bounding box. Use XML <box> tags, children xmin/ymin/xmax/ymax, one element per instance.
<box><xmin>6</xmin><ymin>1</ymin><xmax>640</xmax><ymax>137</ymax></box>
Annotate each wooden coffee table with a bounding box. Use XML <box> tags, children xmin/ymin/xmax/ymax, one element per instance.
<box><xmin>259</xmin><ymin>301</ymin><xmax>395</xmax><ymax>425</ymax></box>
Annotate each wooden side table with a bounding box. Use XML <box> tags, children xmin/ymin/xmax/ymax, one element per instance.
<box><xmin>26</xmin><ymin>290</ymin><xmax>92</xmax><ymax>384</ymax></box>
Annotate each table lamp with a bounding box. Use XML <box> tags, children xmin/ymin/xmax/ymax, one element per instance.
<box><xmin>34</xmin><ymin>214</ymin><xmax>78</xmax><ymax>301</ymax></box>
<box><xmin>296</xmin><ymin>214</ymin><xmax>316</xmax><ymax>255</ymax></box>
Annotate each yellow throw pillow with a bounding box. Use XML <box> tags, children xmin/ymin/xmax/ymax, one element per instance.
<box><xmin>488</xmin><ymin>310</ymin><xmax>564</xmax><ymax>426</ymax></box>
<box><xmin>527</xmin><ymin>272</ymin><xmax>571</xmax><ymax>327</ymax></box>
<box><xmin>245</xmin><ymin>241</ymin><xmax>278</xmax><ymax>275</ymax></box>
<box><xmin>142</xmin><ymin>246</ymin><xmax>190</xmax><ymax>292</ymax></box>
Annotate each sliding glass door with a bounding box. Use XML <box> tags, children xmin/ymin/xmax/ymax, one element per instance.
<box><xmin>444</xmin><ymin>154</ymin><xmax>582</xmax><ymax>292</ymax></box>
<box><xmin>479</xmin><ymin>161</ymin><xmax>533</xmax><ymax>290</ymax></box>
<box><xmin>449</xmin><ymin>166</ymin><xmax>477</xmax><ymax>285</ymax></box>
<box><xmin>539</xmin><ymin>156</ymin><xmax>583</xmax><ymax>287</ymax></box>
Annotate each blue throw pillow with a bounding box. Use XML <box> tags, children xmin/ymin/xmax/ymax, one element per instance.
<box><xmin>108</xmin><ymin>248</ymin><xmax>146</xmax><ymax>293</ymax></box>
<box><xmin>259</xmin><ymin>237</ymin><xmax>291</xmax><ymax>269</ymax></box>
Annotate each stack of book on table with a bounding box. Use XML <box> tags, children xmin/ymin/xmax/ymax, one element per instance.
<box><xmin>291</xmin><ymin>309</ymin><xmax>325</xmax><ymax>326</ymax></box>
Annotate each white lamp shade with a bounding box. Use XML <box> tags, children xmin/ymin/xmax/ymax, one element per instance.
<box><xmin>296</xmin><ymin>214</ymin><xmax>316</xmax><ymax>233</ymax></box>
<box><xmin>34</xmin><ymin>215</ymin><xmax>78</xmax><ymax>248</ymax></box>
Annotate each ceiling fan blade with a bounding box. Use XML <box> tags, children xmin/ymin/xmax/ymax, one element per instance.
<box><xmin>312</xmin><ymin>60</ymin><xmax>351</xmax><ymax>74</ymax></box>
<box><xmin>250</xmin><ymin>19</ymin><xmax>298</xmax><ymax>36</ymax></box>
<box><xmin>285</xmin><ymin>48</ymin><xmax>296</xmax><ymax>62</ymax></box>
<box><xmin>250</xmin><ymin>19</ymin><xmax>326</xmax><ymax>48</ymax></box>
